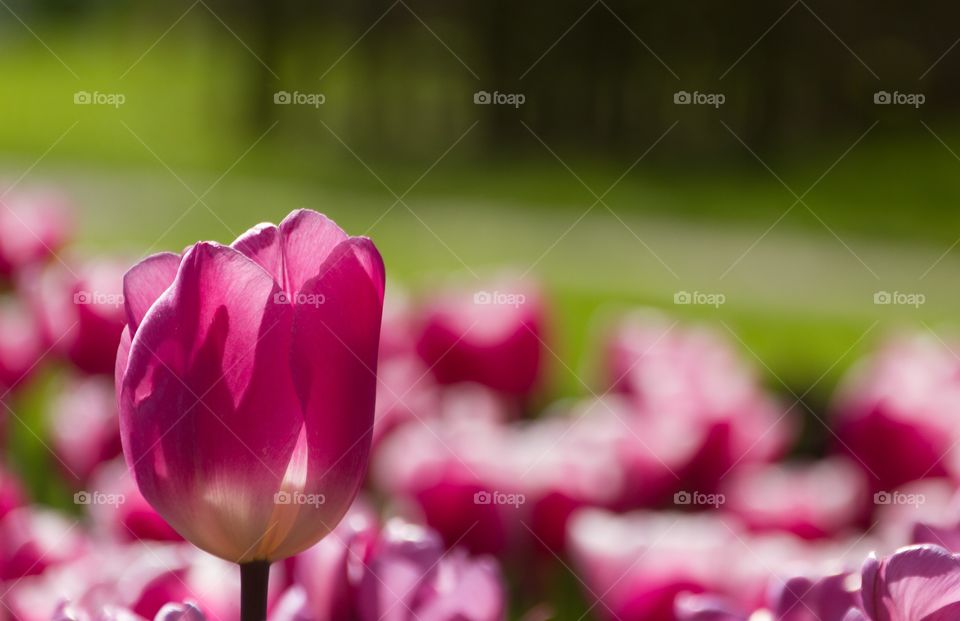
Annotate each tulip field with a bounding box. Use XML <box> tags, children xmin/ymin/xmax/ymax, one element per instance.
<box><xmin>5</xmin><ymin>4</ymin><xmax>960</xmax><ymax>621</ymax></box>
<box><xmin>0</xmin><ymin>184</ymin><xmax>955</xmax><ymax>621</ymax></box>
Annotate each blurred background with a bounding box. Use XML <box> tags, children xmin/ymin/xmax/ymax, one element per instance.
<box><xmin>2</xmin><ymin>1</ymin><xmax>960</xmax><ymax>619</ymax></box>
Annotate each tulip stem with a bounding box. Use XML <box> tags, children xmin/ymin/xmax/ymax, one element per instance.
<box><xmin>240</xmin><ymin>560</ymin><xmax>270</xmax><ymax>621</ymax></box>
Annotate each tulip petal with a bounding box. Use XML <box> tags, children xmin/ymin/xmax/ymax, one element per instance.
<box><xmin>863</xmin><ymin>545</ymin><xmax>960</xmax><ymax>621</ymax></box>
<box><xmin>277</xmin><ymin>209</ymin><xmax>348</xmax><ymax>294</ymax></box>
<box><xmin>231</xmin><ymin>223</ymin><xmax>283</xmax><ymax>285</ymax></box>
<box><xmin>119</xmin><ymin>242</ymin><xmax>301</xmax><ymax>562</ymax></box>
<box><xmin>274</xmin><ymin>237</ymin><xmax>383</xmax><ymax>557</ymax></box>
<box><xmin>123</xmin><ymin>252</ymin><xmax>181</xmax><ymax>333</ymax></box>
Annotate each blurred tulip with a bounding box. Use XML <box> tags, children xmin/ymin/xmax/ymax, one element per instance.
<box><xmin>0</xmin><ymin>190</ymin><xmax>70</xmax><ymax>278</ymax></box>
<box><xmin>604</xmin><ymin>312</ymin><xmax>791</xmax><ymax>493</ymax></box>
<box><xmin>35</xmin><ymin>258</ymin><xmax>127</xmax><ymax>374</ymax></box>
<box><xmin>47</xmin><ymin>375</ymin><xmax>122</xmax><ymax>484</ymax></box>
<box><xmin>771</xmin><ymin>572</ymin><xmax>862</xmax><ymax>621</ymax></box>
<box><xmin>873</xmin><ymin>478</ymin><xmax>957</xmax><ymax>551</ymax></box>
<box><xmin>567</xmin><ymin>509</ymin><xmax>740</xmax><ymax>621</ymax></box>
<box><xmin>117</xmin><ymin>209</ymin><xmax>385</xmax><ymax>564</ymax></box>
<box><xmin>373</xmin><ymin>414</ymin><xmax>516</xmax><ymax>555</ymax></box>
<box><xmin>721</xmin><ymin>459</ymin><xmax>869</xmax><ymax>540</ymax></box>
<box><xmin>861</xmin><ymin>544</ymin><xmax>960</xmax><ymax>621</ymax></box>
<box><xmin>0</xmin><ymin>294</ymin><xmax>47</xmax><ymax>392</ymax></box>
<box><xmin>834</xmin><ymin>334</ymin><xmax>960</xmax><ymax>491</ymax></box>
<box><xmin>0</xmin><ymin>463</ymin><xmax>24</xmax><ymax>520</ymax></box>
<box><xmin>674</xmin><ymin>594</ymin><xmax>750</xmax><ymax>621</ymax></box>
<box><xmin>0</xmin><ymin>507</ymin><xmax>87</xmax><ymax>580</ymax></box>
<box><xmin>373</xmin><ymin>355</ymin><xmax>440</xmax><ymax>446</ymax></box>
<box><xmin>286</xmin><ymin>499</ymin><xmax>378</xmax><ymax>621</ymax></box>
<box><xmin>415</xmin><ymin>280</ymin><xmax>544</xmax><ymax>397</ymax></box>
<box><xmin>356</xmin><ymin>519</ymin><xmax>505</xmax><ymax>621</ymax></box>
<box><xmin>86</xmin><ymin>459</ymin><xmax>181</xmax><ymax>543</ymax></box>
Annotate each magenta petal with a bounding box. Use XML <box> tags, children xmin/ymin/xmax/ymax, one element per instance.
<box><xmin>231</xmin><ymin>223</ymin><xmax>283</xmax><ymax>284</ymax></box>
<box><xmin>277</xmin><ymin>210</ymin><xmax>348</xmax><ymax>294</ymax></box>
<box><xmin>282</xmin><ymin>237</ymin><xmax>383</xmax><ymax>556</ymax></box>
<box><xmin>863</xmin><ymin>545</ymin><xmax>960</xmax><ymax>621</ymax></box>
<box><xmin>123</xmin><ymin>252</ymin><xmax>181</xmax><ymax>333</ymax></box>
<box><xmin>119</xmin><ymin>242</ymin><xmax>302</xmax><ymax>562</ymax></box>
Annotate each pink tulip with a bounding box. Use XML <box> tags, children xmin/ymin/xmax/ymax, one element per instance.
<box><xmin>286</xmin><ymin>499</ymin><xmax>378</xmax><ymax>621</ymax></box>
<box><xmin>373</xmin><ymin>414</ymin><xmax>517</xmax><ymax>555</ymax></box>
<box><xmin>0</xmin><ymin>507</ymin><xmax>87</xmax><ymax>580</ymax></box>
<box><xmin>373</xmin><ymin>355</ymin><xmax>440</xmax><ymax>446</ymax></box>
<box><xmin>0</xmin><ymin>463</ymin><xmax>24</xmax><ymax>519</ymax></box>
<box><xmin>116</xmin><ymin>209</ymin><xmax>384</xmax><ymax>568</ymax></box>
<box><xmin>604</xmin><ymin>312</ymin><xmax>791</xmax><ymax>493</ymax></box>
<box><xmin>567</xmin><ymin>509</ymin><xmax>740</xmax><ymax>621</ymax></box>
<box><xmin>35</xmin><ymin>258</ymin><xmax>127</xmax><ymax>375</ymax></box>
<box><xmin>721</xmin><ymin>459</ymin><xmax>869</xmax><ymax>540</ymax></box>
<box><xmin>0</xmin><ymin>294</ymin><xmax>47</xmax><ymax>392</ymax></box>
<box><xmin>834</xmin><ymin>334</ymin><xmax>960</xmax><ymax>491</ymax></box>
<box><xmin>415</xmin><ymin>280</ymin><xmax>544</xmax><ymax>397</ymax></box>
<box><xmin>771</xmin><ymin>572</ymin><xmax>862</xmax><ymax>621</ymax></box>
<box><xmin>47</xmin><ymin>375</ymin><xmax>122</xmax><ymax>484</ymax></box>
<box><xmin>86</xmin><ymin>459</ymin><xmax>181</xmax><ymax>542</ymax></box>
<box><xmin>861</xmin><ymin>544</ymin><xmax>960</xmax><ymax>620</ymax></box>
<box><xmin>873</xmin><ymin>478</ymin><xmax>957</xmax><ymax>551</ymax></box>
<box><xmin>355</xmin><ymin>519</ymin><xmax>505</xmax><ymax>621</ymax></box>
<box><xmin>0</xmin><ymin>189</ymin><xmax>70</xmax><ymax>278</ymax></box>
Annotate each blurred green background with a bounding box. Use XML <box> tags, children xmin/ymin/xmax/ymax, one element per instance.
<box><xmin>2</xmin><ymin>0</ymin><xmax>960</xmax><ymax>468</ymax></box>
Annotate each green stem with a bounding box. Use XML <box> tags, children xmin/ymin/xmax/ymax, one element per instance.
<box><xmin>240</xmin><ymin>560</ymin><xmax>271</xmax><ymax>621</ymax></box>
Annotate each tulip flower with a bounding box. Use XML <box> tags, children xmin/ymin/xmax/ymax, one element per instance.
<box><xmin>86</xmin><ymin>459</ymin><xmax>181</xmax><ymax>542</ymax></box>
<box><xmin>355</xmin><ymin>519</ymin><xmax>505</xmax><ymax>621</ymax></box>
<box><xmin>0</xmin><ymin>189</ymin><xmax>71</xmax><ymax>278</ymax></box>
<box><xmin>567</xmin><ymin>509</ymin><xmax>740</xmax><ymax>621</ymax></box>
<box><xmin>0</xmin><ymin>294</ymin><xmax>47</xmax><ymax>393</ymax></box>
<box><xmin>861</xmin><ymin>544</ymin><xmax>960</xmax><ymax>620</ymax></box>
<box><xmin>720</xmin><ymin>459</ymin><xmax>869</xmax><ymax>540</ymax></box>
<box><xmin>34</xmin><ymin>258</ymin><xmax>127</xmax><ymax>375</ymax></box>
<box><xmin>604</xmin><ymin>312</ymin><xmax>792</xmax><ymax>493</ymax></box>
<box><xmin>0</xmin><ymin>507</ymin><xmax>87</xmax><ymax>580</ymax></box>
<box><xmin>47</xmin><ymin>375</ymin><xmax>122</xmax><ymax>484</ymax></box>
<box><xmin>415</xmin><ymin>279</ymin><xmax>544</xmax><ymax>397</ymax></box>
<box><xmin>116</xmin><ymin>210</ymin><xmax>385</xmax><ymax>621</ymax></box>
<box><xmin>834</xmin><ymin>333</ymin><xmax>960</xmax><ymax>491</ymax></box>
